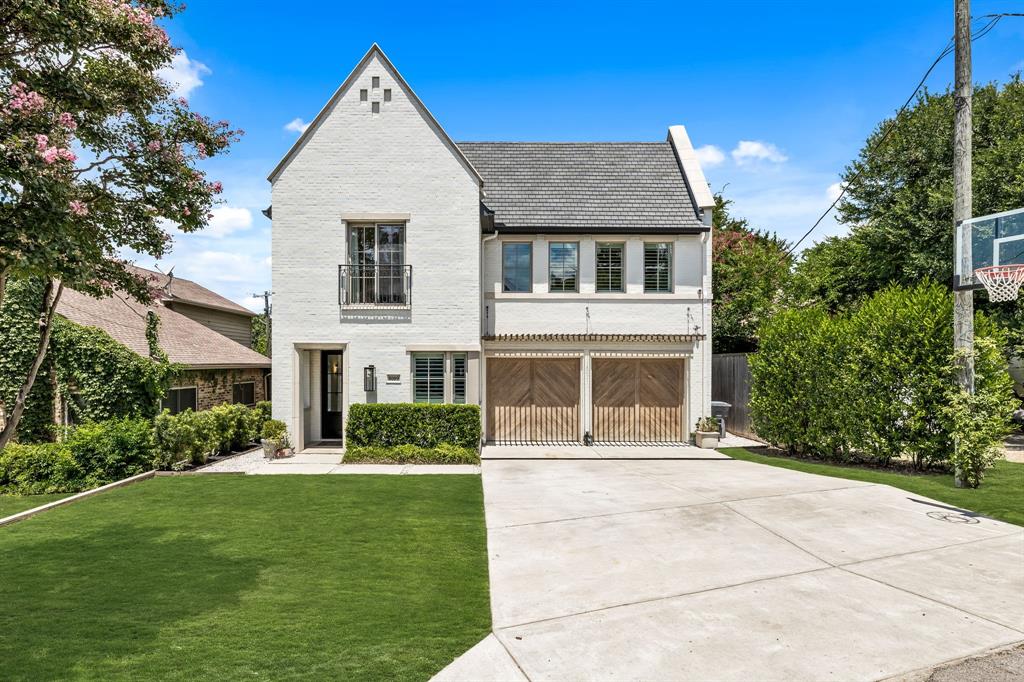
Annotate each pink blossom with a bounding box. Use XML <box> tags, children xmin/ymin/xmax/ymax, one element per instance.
<box><xmin>183</xmin><ymin>207</ymin><xmax>191</xmax><ymax>216</ymax></box>
<box><xmin>7</xmin><ymin>82</ymin><xmax>45</xmax><ymax>114</ymax></box>
<box><xmin>210</xmin><ymin>180</ymin><xmax>223</xmax><ymax>194</ymax></box>
<box><xmin>69</xmin><ymin>200</ymin><xmax>89</xmax><ymax>216</ymax></box>
<box><xmin>196</xmin><ymin>142</ymin><xmax>207</xmax><ymax>159</ymax></box>
<box><xmin>59</xmin><ymin>112</ymin><xmax>77</xmax><ymax>130</ymax></box>
<box><xmin>35</xmin><ymin>134</ymin><xmax>49</xmax><ymax>152</ymax></box>
<box><xmin>42</xmin><ymin>148</ymin><xmax>60</xmax><ymax>164</ymax></box>
<box><xmin>57</xmin><ymin>148</ymin><xmax>76</xmax><ymax>162</ymax></box>
<box><xmin>177</xmin><ymin>97</ymin><xmax>188</xmax><ymax>107</ymax></box>
<box><xmin>147</xmin><ymin>140</ymin><xmax>162</xmax><ymax>152</ymax></box>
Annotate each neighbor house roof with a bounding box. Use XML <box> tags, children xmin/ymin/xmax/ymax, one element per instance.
<box><xmin>457</xmin><ymin>142</ymin><xmax>708</xmax><ymax>234</ymax></box>
<box><xmin>57</xmin><ymin>287</ymin><xmax>271</xmax><ymax>370</ymax></box>
<box><xmin>127</xmin><ymin>264</ymin><xmax>256</xmax><ymax>317</ymax></box>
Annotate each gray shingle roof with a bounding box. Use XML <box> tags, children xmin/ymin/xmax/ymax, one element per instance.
<box><xmin>457</xmin><ymin>142</ymin><xmax>706</xmax><ymax>234</ymax></box>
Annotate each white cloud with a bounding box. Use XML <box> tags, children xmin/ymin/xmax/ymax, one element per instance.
<box><xmin>284</xmin><ymin>117</ymin><xmax>310</xmax><ymax>134</ymax></box>
<box><xmin>205</xmin><ymin>206</ymin><xmax>253</xmax><ymax>238</ymax></box>
<box><xmin>731</xmin><ymin>140</ymin><xmax>788</xmax><ymax>166</ymax></box>
<box><xmin>826</xmin><ymin>181</ymin><xmax>845</xmax><ymax>203</ymax></box>
<box><xmin>236</xmin><ymin>295</ymin><xmax>265</xmax><ymax>313</ymax></box>
<box><xmin>694</xmin><ymin>145</ymin><xmax>725</xmax><ymax>168</ymax></box>
<box><xmin>157</xmin><ymin>51</ymin><xmax>211</xmax><ymax>99</ymax></box>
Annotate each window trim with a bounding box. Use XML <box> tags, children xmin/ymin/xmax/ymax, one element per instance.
<box><xmin>595</xmin><ymin>241</ymin><xmax>626</xmax><ymax>293</ymax></box>
<box><xmin>643</xmin><ymin>241</ymin><xmax>674</xmax><ymax>294</ymax></box>
<box><xmin>232</xmin><ymin>381</ymin><xmax>256</xmax><ymax>407</ymax></box>
<box><xmin>162</xmin><ymin>385</ymin><xmax>198</xmax><ymax>415</ymax></box>
<box><xmin>501</xmin><ymin>241</ymin><xmax>533</xmax><ymax>293</ymax></box>
<box><xmin>548</xmin><ymin>241</ymin><xmax>580</xmax><ymax>293</ymax></box>
<box><xmin>346</xmin><ymin>222</ymin><xmax>407</xmax><ymax>306</ymax></box>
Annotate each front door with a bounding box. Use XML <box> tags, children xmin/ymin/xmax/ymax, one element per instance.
<box><xmin>321</xmin><ymin>351</ymin><xmax>344</xmax><ymax>439</ymax></box>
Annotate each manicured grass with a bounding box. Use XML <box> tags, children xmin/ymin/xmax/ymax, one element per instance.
<box><xmin>0</xmin><ymin>475</ymin><xmax>491</xmax><ymax>681</ymax></box>
<box><xmin>0</xmin><ymin>493</ymin><xmax>72</xmax><ymax>518</ymax></box>
<box><xmin>722</xmin><ymin>447</ymin><xmax>1024</xmax><ymax>527</ymax></box>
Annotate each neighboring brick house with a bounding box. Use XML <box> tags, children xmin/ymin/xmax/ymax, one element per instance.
<box><xmin>269</xmin><ymin>44</ymin><xmax>713</xmax><ymax>449</ymax></box>
<box><xmin>57</xmin><ymin>266</ymin><xmax>271</xmax><ymax>416</ymax></box>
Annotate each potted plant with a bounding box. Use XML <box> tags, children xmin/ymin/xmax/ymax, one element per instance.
<box><xmin>694</xmin><ymin>416</ymin><xmax>721</xmax><ymax>449</ymax></box>
<box><xmin>261</xmin><ymin>419</ymin><xmax>289</xmax><ymax>459</ymax></box>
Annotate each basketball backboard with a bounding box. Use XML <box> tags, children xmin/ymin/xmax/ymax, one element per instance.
<box><xmin>955</xmin><ymin>207</ymin><xmax>1024</xmax><ymax>289</ymax></box>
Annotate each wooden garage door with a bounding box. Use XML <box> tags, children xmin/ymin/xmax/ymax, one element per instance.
<box><xmin>592</xmin><ymin>359</ymin><xmax>684</xmax><ymax>442</ymax></box>
<box><xmin>487</xmin><ymin>358</ymin><xmax>580</xmax><ymax>442</ymax></box>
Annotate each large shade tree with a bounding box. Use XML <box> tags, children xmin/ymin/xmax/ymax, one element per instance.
<box><xmin>788</xmin><ymin>76</ymin><xmax>1024</xmax><ymax>350</ymax></box>
<box><xmin>711</xmin><ymin>194</ymin><xmax>792</xmax><ymax>353</ymax></box>
<box><xmin>0</xmin><ymin>0</ymin><xmax>240</xmax><ymax>447</ymax></box>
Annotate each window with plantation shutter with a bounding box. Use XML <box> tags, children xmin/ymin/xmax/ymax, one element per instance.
<box><xmin>413</xmin><ymin>354</ymin><xmax>445</xmax><ymax>404</ymax></box>
<box><xmin>644</xmin><ymin>242</ymin><xmax>673</xmax><ymax>293</ymax></box>
<box><xmin>452</xmin><ymin>354</ymin><xmax>467</xmax><ymax>404</ymax></box>
<box><xmin>595</xmin><ymin>242</ymin><xmax>624</xmax><ymax>293</ymax></box>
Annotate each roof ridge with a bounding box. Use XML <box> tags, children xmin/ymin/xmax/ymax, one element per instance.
<box><xmin>456</xmin><ymin>140</ymin><xmax>667</xmax><ymax>145</ymax></box>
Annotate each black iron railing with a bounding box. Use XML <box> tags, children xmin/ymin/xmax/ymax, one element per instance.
<box><xmin>338</xmin><ymin>264</ymin><xmax>412</xmax><ymax>306</ymax></box>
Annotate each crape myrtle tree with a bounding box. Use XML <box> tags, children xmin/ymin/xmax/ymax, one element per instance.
<box><xmin>0</xmin><ymin>0</ymin><xmax>241</xmax><ymax>448</ymax></box>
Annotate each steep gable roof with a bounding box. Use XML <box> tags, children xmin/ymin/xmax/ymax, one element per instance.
<box><xmin>457</xmin><ymin>142</ymin><xmax>706</xmax><ymax>233</ymax></box>
<box><xmin>267</xmin><ymin>44</ymin><xmax>482</xmax><ymax>185</ymax></box>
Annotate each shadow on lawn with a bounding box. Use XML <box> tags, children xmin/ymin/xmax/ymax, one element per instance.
<box><xmin>0</xmin><ymin>521</ymin><xmax>263</xmax><ymax>679</ymax></box>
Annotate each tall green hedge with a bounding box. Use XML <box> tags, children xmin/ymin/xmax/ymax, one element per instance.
<box><xmin>751</xmin><ymin>282</ymin><xmax>1014</xmax><ymax>477</ymax></box>
<box><xmin>345</xmin><ymin>403</ymin><xmax>481</xmax><ymax>449</ymax></box>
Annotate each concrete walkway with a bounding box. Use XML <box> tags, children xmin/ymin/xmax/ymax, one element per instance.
<box><xmin>434</xmin><ymin>449</ymin><xmax>1024</xmax><ymax>681</ymax></box>
<box><xmin>197</xmin><ymin>450</ymin><xmax>479</xmax><ymax>475</ymax></box>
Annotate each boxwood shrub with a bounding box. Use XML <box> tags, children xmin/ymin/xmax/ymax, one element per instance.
<box><xmin>345</xmin><ymin>403</ymin><xmax>481</xmax><ymax>449</ymax></box>
<box><xmin>345</xmin><ymin>443</ymin><xmax>480</xmax><ymax>465</ymax></box>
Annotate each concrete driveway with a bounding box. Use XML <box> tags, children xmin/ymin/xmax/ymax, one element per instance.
<box><xmin>435</xmin><ymin>447</ymin><xmax>1024</xmax><ymax>681</ymax></box>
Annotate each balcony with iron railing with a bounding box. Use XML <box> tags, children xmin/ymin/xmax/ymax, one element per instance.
<box><xmin>338</xmin><ymin>264</ymin><xmax>412</xmax><ymax>308</ymax></box>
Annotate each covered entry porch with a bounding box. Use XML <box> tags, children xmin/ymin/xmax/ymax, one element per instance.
<box><xmin>289</xmin><ymin>343</ymin><xmax>348</xmax><ymax>452</ymax></box>
<box><xmin>482</xmin><ymin>333</ymin><xmax>705</xmax><ymax>445</ymax></box>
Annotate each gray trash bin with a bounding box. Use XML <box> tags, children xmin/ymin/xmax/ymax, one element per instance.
<box><xmin>710</xmin><ymin>401</ymin><xmax>731</xmax><ymax>438</ymax></box>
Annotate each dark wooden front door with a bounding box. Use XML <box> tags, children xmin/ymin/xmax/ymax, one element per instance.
<box><xmin>321</xmin><ymin>351</ymin><xmax>344</xmax><ymax>439</ymax></box>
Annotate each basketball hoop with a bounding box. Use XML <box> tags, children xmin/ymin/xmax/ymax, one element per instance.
<box><xmin>975</xmin><ymin>264</ymin><xmax>1024</xmax><ymax>302</ymax></box>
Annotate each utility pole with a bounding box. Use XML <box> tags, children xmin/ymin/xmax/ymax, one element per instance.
<box><xmin>252</xmin><ymin>290</ymin><xmax>272</xmax><ymax>358</ymax></box>
<box><xmin>953</xmin><ymin>0</ymin><xmax>974</xmax><ymax>487</ymax></box>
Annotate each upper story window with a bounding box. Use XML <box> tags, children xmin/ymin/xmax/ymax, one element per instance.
<box><xmin>502</xmin><ymin>242</ymin><xmax>532</xmax><ymax>292</ymax></box>
<box><xmin>345</xmin><ymin>223</ymin><xmax>407</xmax><ymax>305</ymax></box>
<box><xmin>644</xmin><ymin>242</ymin><xmax>673</xmax><ymax>293</ymax></box>
<box><xmin>595</xmin><ymin>242</ymin><xmax>624</xmax><ymax>293</ymax></box>
<box><xmin>548</xmin><ymin>242</ymin><xmax>579</xmax><ymax>293</ymax></box>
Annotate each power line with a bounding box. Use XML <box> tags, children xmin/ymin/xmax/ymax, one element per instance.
<box><xmin>786</xmin><ymin>14</ymin><xmax>1011</xmax><ymax>255</ymax></box>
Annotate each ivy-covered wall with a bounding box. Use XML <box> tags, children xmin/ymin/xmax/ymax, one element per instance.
<box><xmin>0</xmin><ymin>279</ymin><xmax>55</xmax><ymax>442</ymax></box>
<box><xmin>0</xmin><ymin>278</ymin><xmax>179</xmax><ymax>443</ymax></box>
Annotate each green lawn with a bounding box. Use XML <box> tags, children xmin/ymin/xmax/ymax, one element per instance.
<box><xmin>0</xmin><ymin>475</ymin><xmax>491</xmax><ymax>681</ymax></box>
<box><xmin>0</xmin><ymin>493</ymin><xmax>72</xmax><ymax>518</ymax></box>
<box><xmin>722</xmin><ymin>447</ymin><xmax>1024</xmax><ymax>527</ymax></box>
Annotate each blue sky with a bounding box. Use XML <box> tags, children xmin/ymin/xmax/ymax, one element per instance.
<box><xmin>138</xmin><ymin>0</ymin><xmax>1024</xmax><ymax>310</ymax></box>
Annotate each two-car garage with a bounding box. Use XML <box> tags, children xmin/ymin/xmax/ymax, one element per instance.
<box><xmin>485</xmin><ymin>355</ymin><xmax>686</xmax><ymax>443</ymax></box>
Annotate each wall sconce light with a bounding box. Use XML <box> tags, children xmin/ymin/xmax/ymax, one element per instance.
<box><xmin>363</xmin><ymin>365</ymin><xmax>376</xmax><ymax>392</ymax></box>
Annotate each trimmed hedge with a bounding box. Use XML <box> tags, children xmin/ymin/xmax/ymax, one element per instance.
<box><xmin>344</xmin><ymin>444</ymin><xmax>480</xmax><ymax>465</ymax></box>
<box><xmin>345</xmin><ymin>403</ymin><xmax>481</xmax><ymax>449</ymax></box>
<box><xmin>153</xmin><ymin>402</ymin><xmax>276</xmax><ymax>470</ymax></box>
<box><xmin>750</xmin><ymin>282</ymin><xmax>1014</xmax><ymax>480</ymax></box>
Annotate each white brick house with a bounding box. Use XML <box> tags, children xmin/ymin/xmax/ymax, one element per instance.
<box><xmin>268</xmin><ymin>45</ymin><xmax>714</xmax><ymax>450</ymax></box>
